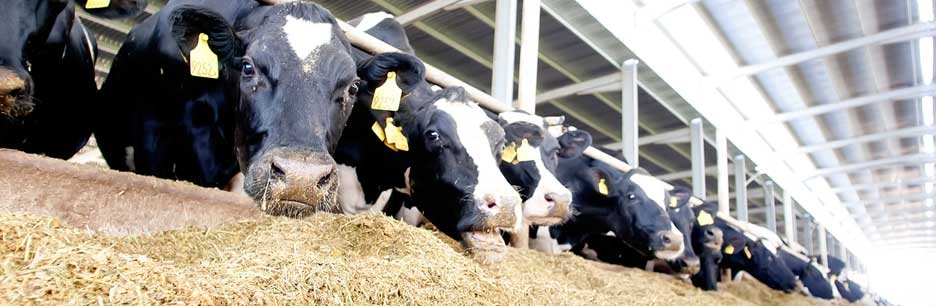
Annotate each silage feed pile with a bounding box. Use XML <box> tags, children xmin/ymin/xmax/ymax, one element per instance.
<box><xmin>0</xmin><ymin>212</ymin><xmax>845</xmax><ymax>306</ymax></box>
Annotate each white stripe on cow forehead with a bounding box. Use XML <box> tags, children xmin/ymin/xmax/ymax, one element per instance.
<box><xmin>629</xmin><ymin>173</ymin><xmax>669</xmax><ymax>210</ymax></box>
<box><xmin>744</xmin><ymin>223</ymin><xmax>783</xmax><ymax>255</ymax></box>
<box><xmin>282</xmin><ymin>15</ymin><xmax>332</xmax><ymax>60</ymax></box>
<box><xmin>434</xmin><ymin>98</ymin><xmax>510</xmax><ymax>195</ymax></box>
<box><xmin>355</xmin><ymin>11</ymin><xmax>394</xmax><ymax>31</ymax></box>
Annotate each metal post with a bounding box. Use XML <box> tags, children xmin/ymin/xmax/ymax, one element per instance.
<box><xmin>840</xmin><ymin>243</ymin><xmax>848</xmax><ymax>269</ymax></box>
<box><xmin>734</xmin><ymin>155</ymin><xmax>748</xmax><ymax>222</ymax></box>
<box><xmin>717</xmin><ymin>130</ymin><xmax>730</xmax><ymax>215</ymax></box>
<box><xmin>491</xmin><ymin>0</ymin><xmax>517</xmax><ymax>107</ymax></box>
<box><xmin>690</xmin><ymin>118</ymin><xmax>706</xmax><ymax>199</ymax></box>
<box><xmin>621</xmin><ymin>59</ymin><xmax>640</xmax><ymax>167</ymax></box>
<box><xmin>783</xmin><ymin>192</ymin><xmax>796</xmax><ymax>243</ymax></box>
<box><xmin>804</xmin><ymin>219</ymin><xmax>814</xmax><ymax>254</ymax></box>
<box><xmin>515</xmin><ymin>0</ymin><xmax>540</xmax><ymax>113</ymax></box>
<box><xmin>765</xmin><ymin>181</ymin><xmax>776</xmax><ymax>232</ymax></box>
<box><xmin>818</xmin><ymin>225</ymin><xmax>829</xmax><ymax>269</ymax></box>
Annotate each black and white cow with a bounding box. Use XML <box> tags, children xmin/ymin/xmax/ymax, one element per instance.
<box><xmin>0</xmin><ymin>0</ymin><xmax>147</xmax><ymax>158</ymax></box>
<box><xmin>690</xmin><ymin>201</ymin><xmax>724</xmax><ymax>291</ymax></box>
<box><xmin>713</xmin><ymin>218</ymin><xmax>799</xmax><ymax>292</ymax></box>
<box><xmin>96</xmin><ymin>1</ymin><xmax>359</xmax><ymax>216</ymax></box>
<box><xmin>541</xmin><ymin>130</ymin><xmax>685</xmax><ymax>261</ymax></box>
<box><xmin>778</xmin><ymin>248</ymin><xmax>834</xmax><ymax>299</ymax></box>
<box><xmin>335</xmin><ymin>14</ymin><xmax>521</xmax><ymax>263</ymax></box>
<box><xmin>496</xmin><ymin>111</ymin><xmax>573</xmax><ymax>248</ymax></box>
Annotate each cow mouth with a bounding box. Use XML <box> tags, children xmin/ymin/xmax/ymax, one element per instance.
<box><xmin>461</xmin><ymin>228</ymin><xmax>509</xmax><ymax>264</ymax></box>
<box><xmin>0</xmin><ymin>93</ymin><xmax>33</xmax><ymax>118</ymax></box>
<box><xmin>525</xmin><ymin>216</ymin><xmax>566</xmax><ymax>226</ymax></box>
<box><xmin>252</xmin><ymin>178</ymin><xmax>340</xmax><ymax>218</ymax></box>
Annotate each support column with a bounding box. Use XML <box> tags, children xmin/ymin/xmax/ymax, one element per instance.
<box><xmin>491</xmin><ymin>0</ymin><xmax>517</xmax><ymax>107</ymax></box>
<box><xmin>818</xmin><ymin>225</ymin><xmax>829</xmax><ymax>269</ymax></box>
<box><xmin>620</xmin><ymin>59</ymin><xmax>640</xmax><ymax>167</ymax></box>
<box><xmin>515</xmin><ymin>0</ymin><xmax>540</xmax><ymax>113</ymax></box>
<box><xmin>804</xmin><ymin>219</ymin><xmax>814</xmax><ymax>254</ymax></box>
<box><xmin>783</xmin><ymin>192</ymin><xmax>797</xmax><ymax>243</ymax></box>
<box><xmin>717</xmin><ymin>130</ymin><xmax>730</xmax><ymax>215</ymax></box>
<box><xmin>765</xmin><ymin>181</ymin><xmax>776</xmax><ymax>232</ymax></box>
<box><xmin>840</xmin><ymin>243</ymin><xmax>848</xmax><ymax>268</ymax></box>
<box><xmin>690</xmin><ymin>118</ymin><xmax>706</xmax><ymax>199</ymax></box>
<box><xmin>734</xmin><ymin>155</ymin><xmax>748</xmax><ymax>222</ymax></box>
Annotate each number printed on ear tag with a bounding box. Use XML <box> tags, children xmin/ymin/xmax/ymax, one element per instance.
<box><xmin>85</xmin><ymin>0</ymin><xmax>111</xmax><ymax>9</ymax></box>
<box><xmin>696</xmin><ymin>210</ymin><xmax>714</xmax><ymax>226</ymax></box>
<box><xmin>371</xmin><ymin>72</ymin><xmax>402</xmax><ymax>111</ymax></box>
<box><xmin>517</xmin><ymin>139</ymin><xmax>536</xmax><ymax>162</ymax></box>
<box><xmin>598</xmin><ymin>178</ymin><xmax>609</xmax><ymax>195</ymax></box>
<box><xmin>502</xmin><ymin>142</ymin><xmax>518</xmax><ymax>164</ymax></box>
<box><xmin>190</xmin><ymin>33</ymin><xmax>219</xmax><ymax>79</ymax></box>
<box><xmin>383</xmin><ymin>118</ymin><xmax>409</xmax><ymax>151</ymax></box>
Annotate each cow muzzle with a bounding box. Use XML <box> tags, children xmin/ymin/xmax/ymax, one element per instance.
<box><xmin>651</xmin><ymin>229</ymin><xmax>685</xmax><ymax>261</ymax></box>
<box><xmin>244</xmin><ymin>147</ymin><xmax>339</xmax><ymax>217</ymax></box>
<box><xmin>0</xmin><ymin>67</ymin><xmax>31</xmax><ymax>117</ymax></box>
<box><xmin>675</xmin><ymin>255</ymin><xmax>701</xmax><ymax>275</ymax></box>
<box><xmin>461</xmin><ymin>188</ymin><xmax>521</xmax><ymax>264</ymax></box>
<box><xmin>703</xmin><ymin>227</ymin><xmax>724</xmax><ymax>251</ymax></box>
<box><xmin>523</xmin><ymin>191</ymin><xmax>572</xmax><ymax>225</ymax></box>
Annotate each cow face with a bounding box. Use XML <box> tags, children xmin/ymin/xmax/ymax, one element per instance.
<box><xmin>567</xmin><ymin>164</ymin><xmax>684</xmax><ymax>261</ymax></box>
<box><xmin>0</xmin><ymin>0</ymin><xmax>146</xmax><ymax>117</ymax></box>
<box><xmin>169</xmin><ymin>2</ymin><xmax>357</xmax><ymax>216</ymax></box>
<box><xmin>720</xmin><ymin>224</ymin><xmax>798</xmax><ymax>292</ymax></box>
<box><xmin>498</xmin><ymin>114</ymin><xmax>572</xmax><ymax>226</ymax></box>
<box><xmin>690</xmin><ymin>202</ymin><xmax>723</xmax><ymax>290</ymax></box>
<box><xmin>405</xmin><ymin>87</ymin><xmax>521</xmax><ymax>261</ymax></box>
<box><xmin>662</xmin><ymin>186</ymin><xmax>701</xmax><ymax>274</ymax></box>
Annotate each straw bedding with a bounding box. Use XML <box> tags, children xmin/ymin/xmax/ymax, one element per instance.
<box><xmin>0</xmin><ymin>212</ymin><xmax>851</xmax><ymax>305</ymax></box>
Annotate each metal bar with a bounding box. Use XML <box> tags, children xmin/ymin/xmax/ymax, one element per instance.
<box><xmin>784</xmin><ymin>192</ymin><xmax>796</xmax><ymax>243</ymax></box>
<box><xmin>691</xmin><ymin>118</ymin><xmax>706</xmax><ymax>199</ymax></box>
<box><xmin>620</xmin><ymin>59</ymin><xmax>640</xmax><ymax>166</ymax></box>
<box><xmin>804</xmin><ymin>220</ymin><xmax>815</xmax><ymax>254</ymax></box>
<box><xmin>748</xmin><ymin>84</ymin><xmax>936</xmax><ymax>127</ymax></box>
<box><xmin>707</xmin><ymin>22</ymin><xmax>936</xmax><ymax>85</ymax></box>
<box><xmin>845</xmin><ymin>193</ymin><xmax>936</xmax><ymax>207</ymax></box>
<box><xmin>818</xmin><ymin>225</ymin><xmax>828</xmax><ymax>268</ymax></box>
<box><xmin>444</xmin><ymin>0</ymin><xmax>492</xmax><ymax>10</ymax></box>
<box><xmin>491</xmin><ymin>0</ymin><xmax>517</xmax><ymax>107</ymax></box>
<box><xmin>657</xmin><ymin>166</ymin><xmax>719</xmax><ymax>181</ymax></box>
<box><xmin>831</xmin><ymin>176</ymin><xmax>936</xmax><ymax>194</ymax></box>
<box><xmin>515</xmin><ymin>0</ymin><xmax>541</xmax><ymax>113</ymax></box>
<box><xmin>787</xmin><ymin>125</ymin><xmax>936</xmax><ymax>154</ymax></box>
<box><xmin>717</xmin><ymin>130</ymin><xmax>730</xmax><ymax>215</ymax></box>
<box><xmin>806</xmin><ymin>153</ymin><xmax>936</xmax><ymax>178</ymax></box>
<box><xmin>635</xmin><ymin>0</ymin><xmax>704</xmax><ymax>24</ymax></box>
<box><xmin>395</xmin><ymin>0</ymin><xmax>462</xmax><ymax>25</ymax></box>
<box><xmin>855</xmin><ymin>205</ymin><xmax>936</xmax><ymax>217</ymax></box>
<box><xmin>735</xmin><ymin>155</ymin><xmax>748</xmax><ymax>222</ymax></box>
<box><xmin>765</xmin><ymin>181</ymin><xmax>776</xmax><ymax>233</ymax></box>
<box><xmin>603</xmin><ymin>127</ymin><xmax>690</xmax><ymax>150</ymax></box>
<box><xmin>534</xmin><ymin>74</ymin><xmax>620</xmax><ymax>104</ymax></box>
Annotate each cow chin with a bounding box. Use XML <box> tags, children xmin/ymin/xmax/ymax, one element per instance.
<box><xmin>0</xmin><ymin>68</ymin><xmax>32</xmax><ymax>118</ymax></box>
<box><xmin>243</xmin><ymin>147</ymin><xmax>341</xmax><ymax>217</ymax></box>
<box><xmin>461</xmin><ymin>231</ymin><xmax>508</xmax><ymax>265</ymax></box>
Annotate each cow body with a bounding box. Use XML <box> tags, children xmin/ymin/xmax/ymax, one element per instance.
<box><xmin>779</xmin><ymin>248</ymin><xmax>833</xmax><ymax>299</ymax></box>
<box><xmin>97</xmin><ymin>0</ymin><xmax>360</xmax><ymax>216</ymax></box>
<box><xmin>0</xmin><ymin>0</ymin><xmax>147</xmax><ymax>159</ymax></box>
<box><xmin>713</xmin><ymin>218</ymin><xmax>798</xmax><ymax>292</ymax></box>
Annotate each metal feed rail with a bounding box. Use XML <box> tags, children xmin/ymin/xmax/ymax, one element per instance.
<box><xmin>337</xmin><ymin>20</ymin><xmax>675</xmax><ymax>191</ymax></box>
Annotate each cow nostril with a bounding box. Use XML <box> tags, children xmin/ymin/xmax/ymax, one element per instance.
<box><xmin>705</xmin><ymin>229</ymin><xmax>715</xmax><ymax>237</ymax></box>
<box><xmin>6</xmin><ymin>88</ymin><xmax>24</xmax><ymax>97</ymax></box>
<box><xmin>270</xmin><ymin>162</ymin><xmax>286</xmax><ymax>181</ymax></box>
<box><xmin>487</xmin><ymin>200</ymin><xmax>497</xmax><ymax>209</ymax></box>
<box><xmin>661</xmin><ymin>235</ymin><xmax>672</xmax><ymax>245</ymax></box>
<box><xmin>317</xmin><ymin>170</ymin><xmax>334</xmax><ymax>188</ymax></box>
<box><xmin>545</xmin><ymin>193</ymin><xmax>555</xmax><ymax>203</ymax></box>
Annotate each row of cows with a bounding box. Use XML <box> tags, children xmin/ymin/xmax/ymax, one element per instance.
<box><xmin>0</xmin><ymin>0</ymin><xmax>873</xmax><ymax>303</ymax></box>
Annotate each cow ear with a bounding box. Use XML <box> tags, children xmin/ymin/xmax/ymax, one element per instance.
<box><xmin>668</xmin><ymin>186</ymin><xmax>692</xmax><ymax>209</ymax></box>
<box><xmin>587</xmin><ymin>167</ymin><xmax>616</xmax><ymax>196</ymax></box>
<box><xmin>502</xmin><ymin>122</ymin><xmax>545</xmax><ymax>147</ymax></box>
<box><xmin>169</xmin><ymin>5</ymin><xmax>244</xmax><ymax>67</ymax></box>
<box><xmin>77</xmin><ymin>0</ymin><xmax>148</xmax><ymax>19</ymax></box>
<box><xmin>357</xmin><ymin>52</ymin><xmax>426</xmax><ymax>98</ymax></box>
<box><xmin>557</xmin><ymin>130</ymin><xmax>592</xmax><ymax>158</ymax></box>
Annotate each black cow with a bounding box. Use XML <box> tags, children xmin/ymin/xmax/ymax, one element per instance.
<box><xmin>0</xmin><ymin>0</ymin><xmax>146</xmax><ymax>158</ymax></box>
<box><xmin>778</xmin><ymin>248</ymin><xmax>834</xmax><ymax>299</ymax></box>
<box><xmin>96</xmin><ymin>1</ymin><xmax>359</xmax><ymax>216</ymax></box>
<box><xmin>335</xmin><ymin>14</ymin><xmax>521</xmax><ymax>263</ymax></box>
<box><xmin>834</xmin><ymin>277</ymin><xmax>866</xmax><ymax>303</ymax></box>
<box><xmin>690</xmin><ymin>201</ymin><xmax>724</xmax><ymax>291</ymax></box>
<box><xmin>496</xmin><ymin>112</ymin><xmax>573</xmax><ymax>248</ymax></box>
<box><xmin>547</xmin><ymin>130</ymin><xmax>685</xmax><ymax>261</ymax></box>
<box><xmin>715</xmin><ymin>218</ymin><xmax>798</xmax><ymax>292</ymax></box>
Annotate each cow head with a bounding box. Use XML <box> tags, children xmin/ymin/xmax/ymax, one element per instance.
<box><xmin>404</xmin><ymin>87</ymin><xmax>521</xmax><ymax>263</ymax></box>
<box><xmin>0</xmin><ymin>0</ymin><xmax>146</xmax><ymax>117</ymax></box>
<box><xmin>169</xmin><ymin>2</ymin><xmax>357</xmax><ymax>216</ymax></box>
<box><xmin>661</xmin><ymin>186</ymin><xmax>701</xmax><ymax>274</ymax></box>
<box><xmin>689</xmin><ymin>201</ymin><xmax>723</xmax><ymax>290</ymax></box>
<box><xmin>497</xmin><ymin>112</ymin><xmax>572</xmax><ymax>226</ymax></box>
<box><xmin>719</xmin><ymin>223</ymin><xmax>798</xmax><ymax>292</ymax></box>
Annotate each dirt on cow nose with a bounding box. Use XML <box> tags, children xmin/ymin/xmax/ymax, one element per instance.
<box><xmin>244</xmin><ymin>148</ymin><xmax>340</xmax><ymax>217</ymax></box>
<box><xmin>0</xmin><ymin>68</ymin><xmax>31</xmax><ymax>117</ymax></box>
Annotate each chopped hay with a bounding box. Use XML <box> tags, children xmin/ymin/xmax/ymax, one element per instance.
<box><xmin>721</xmin><ymin>277</ymin><xmax>859</xmax><ymax>306</ymax></box>
<box><xmin>0</xmin><ymin>212</ymin><xmax>850</xmax><ymax>305</ymax></box>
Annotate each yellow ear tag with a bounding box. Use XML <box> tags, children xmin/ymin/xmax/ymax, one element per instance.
<box><xmin>598</xmin><ymin>178</ymin><xmax>609</xmax><ymax>195</ymax></box>
<box><xmin>830</xmin><ymin>275</ymin><xmax>837</xmax><ymax>282</ymax></box>
<box><xmin>501</xmin><ymin>142</ymin><xmax>518</xmax><ymax>164</ymax></box>
<box><xmin>517</xmin><ymin>139</ymin><xmax>537</xmax><ymax>162</ymax></box>
<box><xmin>371</xmin><ymin>72</ymin><xmax>402</xmax><ymax>111</ymax></box>
<box><xmin>189</xmin><ymin>33</ymin><xmax>219</xmax><ymax>79</ymax></box>
<box><xmin>669</xmin><ymin>196</ymin><xmax>679</xmax><ymax>208</ymax></box>
<box><xmin>743</xmin><ymin>246</ymin><xmax>752</xmax><ymax>259</ymax></box>
<box><xmin>696</xmin><ymin>210</ymin><xmax>714</xmax><ymax>226</ymax></box>
<box><xmin>383</xmin><ymin>118</ymin><xmax>409</xmax><ymax>151</ymax></box>
<box><xmin>85</xmin><ymin>0</ymin><xmax>111</xmax><ymax>9</ymax></box>
<box><xmin>724</xmin><ymin>245</ymin><xmax>735</xmax><ymax>255</ymax></box>
<box><xmin>371</xmin><ymin>121</ymin><xmax>386</xmax><ymax>142</ymax></box>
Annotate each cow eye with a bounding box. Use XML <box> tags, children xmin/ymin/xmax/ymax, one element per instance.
<box><xmin>627</xmin><ymin>193</ymin><xmax>637</xmax><ymax>200</ymax></box>
<box><xmin>241</xmin><ymin>59</ymin><xmax>255</xmax><ymax>77</ymax></box>
<box><xmin>349</xmin><ymin>80</ymin><xmax>360</xmax><ymax>96</ymax></box>
<box><xmin>426</xmin><ymin>130</ymin><xmax>441</xmax><ymax>141</ymax></box>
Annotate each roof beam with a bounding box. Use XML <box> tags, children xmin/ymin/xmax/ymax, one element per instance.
<box><xmin>845</xmin><ymin>193</ymin><xmax>936</xmax><ymax>207</ymax></box>
<box><xmin>602</xmin><ymin>128</ymin><xmax>690</xmax><ymax>149</ymax></box>
<box><xmin>634</xmin><ymin>0</ymin><xmax>703</xmax><ymax>24</ymax></box>
<box><xmin>805</xmin><ymin>153</ymin><xmax>936</xmax><ymax>178</ymax></box>
<box><xmin>658</xmin><ymin>165</ymin><xmax>719</xmax><ymax>181</ymax></box>
<box><xmin>856</xmin><ymin>205</ymin><xmax>936</xmax><ymax>218</ymax></box>
<box><xmin>830</xmin><ymin>176</ymin><xmax>936</xmax><ymax>194</ymax></box>
<box><xmin>395</xmin><ymin>0</ymin><xmax>463</xmax><ymax>25</ymax></box>
<box><xmin>534</xmin><ymin>73</ymin><xmax>620</xmax><ymax>104</ymax></box>
<box><xmin>746</xmin><ymin>84</ymin><xmax>936</xmax><ymax>126</ymax></box>
<box><xmin>706</xmin><ymin>22</ymin><xmax>936</xmax><ymax>84</ymax></box>
<box><xmin>784</xmin><ymin>125</ymin><xmax>936</xmax><ymax>154</ymax></box>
